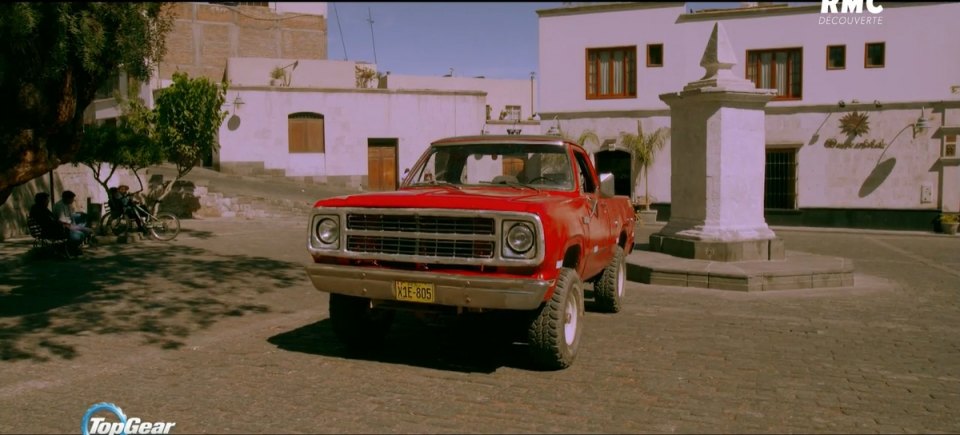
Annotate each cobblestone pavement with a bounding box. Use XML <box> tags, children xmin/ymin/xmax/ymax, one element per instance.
<box><xmin>0</xmin><ymin>215</ymin><xmax>958</xmax><ymax>433</ymax></box>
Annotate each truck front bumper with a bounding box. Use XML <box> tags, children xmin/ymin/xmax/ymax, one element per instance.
<box><xmin>305</xmin><ymin>263</ymin><xmax>551</xmax><ymax>310</ymax></box>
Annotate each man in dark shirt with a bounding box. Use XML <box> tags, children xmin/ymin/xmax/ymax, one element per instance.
<box><xmin>29</xmin><ymin>192</ymin><xmax>67</xmax><ymax>239</ymax></box>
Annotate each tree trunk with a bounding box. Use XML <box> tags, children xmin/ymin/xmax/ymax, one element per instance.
<box><xmin>0</xmin><ymin>132</ymin><xmax>77</xmax><ymax>206</ymax></box>
<box><xmin>643</xmin><ymin>165</ymin><xmax>651</xmax><ymax>211</ymax></box>
<box><xmin>0</xmin><ymin>68</ymin><xmax>86</xmax><ymax>206</ymax></box>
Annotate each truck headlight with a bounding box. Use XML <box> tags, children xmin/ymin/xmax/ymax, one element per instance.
<box><xmin>503</xmin><ymin>221</ymin><xmax>535</xmax><ymax>257</ymax></box>
<box><xmin>314</xmin><ymin>217</ymin><xmax>339</xmax><ymax>247</ymax></box>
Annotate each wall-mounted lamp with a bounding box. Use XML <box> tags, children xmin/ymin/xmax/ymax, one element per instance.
<box><xmin>838</xmin><ymin>100</ymin><xmax>846</xmax><ymax>108</ymax></box>
<box><xmin>913</xmin><ymin>106</ymin><xmax>929</xmax><ymax>138</ymax></box>
<box><xmin>231</xmin><ymin>95</ymin><xmax>245</xmax><ymax>113</ymax></box>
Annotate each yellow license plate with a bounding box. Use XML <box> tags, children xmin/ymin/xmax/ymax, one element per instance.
<box><xmin>394</xmin><ymin>281</ymin><xmax>435</xmax><ymax>303</ymax></box>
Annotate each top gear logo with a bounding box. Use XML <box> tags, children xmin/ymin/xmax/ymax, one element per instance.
<box><xmin>82</xmin><ymin>402</ymin><xmax>177</xmax><ymax>435</ymax></box>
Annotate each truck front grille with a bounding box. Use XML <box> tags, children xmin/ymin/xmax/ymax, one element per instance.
<box><xmin>312</xmin><ymin>209</ymin><xmax>542</xmax><ymax>266</ymax></box>
<box><xmin>346</xmin><ymin>235</ymin><xmax>495</xmax><ymax>259</ymax></box>
<box><xmin>346</xmin><ymin>213</ymin><xmax>494</xmax><ymax>235</ymax></box>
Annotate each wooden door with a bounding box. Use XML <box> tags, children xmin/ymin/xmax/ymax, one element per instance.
<box><xmin>367</xmin><ymin>139</ymin><xmax>398</xmax><ymax>191</ymax></box>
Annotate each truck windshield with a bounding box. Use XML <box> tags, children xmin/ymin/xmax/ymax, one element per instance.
<box><xmin>407</xmin><ymin>143</ymin><xmax>574</xmax><ymax>191</ymax></box>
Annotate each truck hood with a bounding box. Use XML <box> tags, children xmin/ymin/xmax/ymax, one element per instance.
<box><xmin>314</xmin><ymin>186</ymin><xmax>575</xmax><ymax>214</ymax></box>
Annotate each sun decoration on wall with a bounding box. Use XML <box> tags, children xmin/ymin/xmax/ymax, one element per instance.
<box><xmin>839</xmin><ymin>111</ymin><xmax>871</xmax><ymax>138</ymax></box>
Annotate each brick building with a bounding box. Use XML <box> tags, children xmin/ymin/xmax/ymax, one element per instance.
<box><xmin>158</xmin><ymin>2</ymin><xmax>328</xmax><ymax>83</ymax></box>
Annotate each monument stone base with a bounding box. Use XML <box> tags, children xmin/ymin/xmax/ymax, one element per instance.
<box><xmin>650</xmin><ymin>233</ymin><xmax>785</xmax><ymax>261</ymax></box>
<box><xmin>627</xmin><ymin>245</ymin><xmax>854</xmax><ymax>292</ymax></box>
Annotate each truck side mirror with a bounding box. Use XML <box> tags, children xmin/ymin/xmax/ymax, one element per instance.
<box><xmin>599</xmin><ymin>173</ymin><xmax>615</xmax><ymax>198</ymax></box>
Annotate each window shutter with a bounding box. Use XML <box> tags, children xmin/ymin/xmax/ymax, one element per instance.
<box><xmin>306</xmin><ymin>118</ymin><xmax>324</xmax><ymax>153</ymax></box>
<box><xmin>289</xmin><ymin>118</ymin><xmax>305</xmax><ymax>153</ymax></box>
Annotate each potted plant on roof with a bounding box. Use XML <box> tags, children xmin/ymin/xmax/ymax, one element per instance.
<box><xmin>270</xmin><ymin>66</ymin><xmax>285</xmax><ymax>87</ymax></box>
<box><xmin>940</xmin><ymin>213</ymin><xmax>959</xmax><ymax>235</ymax></box>
<box><xmin>620</xmin><ymin>120</ymin><xmax>670</xmax><ymax>224</ymax></box>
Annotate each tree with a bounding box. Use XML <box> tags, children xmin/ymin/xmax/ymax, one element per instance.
<box><xmin>76</xmin><ymin>95</ymin><xmax>164</xmax><ymax>197</ymax></box>
<box><xmin>120</xmin><ymin>98</ymin><xmax>166</xmax><ymax>193</ymax></box>
<box><xmin>0</xmin><ymin>3</ymin><xmax>174</xmax><ymax>206</ymax></box>
<box><xmin>619</xmin><ymin>120</ymin><xmax>670</xmax><ymax>209</ymax></box>
<box><xmin>152</xmin><ymin>71</ymin><xmax>227</xmax><ymax>203</ymax></box>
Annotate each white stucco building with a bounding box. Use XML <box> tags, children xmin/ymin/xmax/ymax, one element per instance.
<box><xmin>217</xmin><ymin>57</ymin><xmax>539</xmax><ymax>190</ymax></box>
<box><xmin>538</xmin><ymin>2</ymin><xmax>960</xmax><ymax>230</ymax></box>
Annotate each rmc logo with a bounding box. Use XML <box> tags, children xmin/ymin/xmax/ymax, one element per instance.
<box><xmin>819</xmin><ymin>0</ymin><xmax>883</xmax><ymax>25</ymax></box>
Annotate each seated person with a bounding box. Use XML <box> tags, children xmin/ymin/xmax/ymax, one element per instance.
<box><xmin>29</xmin><ymin>192</ymin><xmax>67</xmax><ymax>240</ymax></box>
<box><xmin>116</xmin><ymin>185</ymin><xmax>145</xmax><ymax>232</ymax></box>
<box><xmin>107</xmin><ymin>187</ymin><xmax>122</xmax><ymax>217</ymax></box>
<box><xmin>52</xmin><ymin>190</ymin><xmax>95</xmax><ymax>245</ymax></box>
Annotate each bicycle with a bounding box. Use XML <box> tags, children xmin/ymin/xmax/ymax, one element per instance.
<box><xmin>100</xmin><ymin>200</ymin><xmax>181</xmax><ymax>241</ymax></box>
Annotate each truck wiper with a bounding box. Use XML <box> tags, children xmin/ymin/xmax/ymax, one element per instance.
<box><xmin>503</xmin><ymin>181</ymin><xmax>541</xmax><ymax>193</ymax></box>
<box><xmin>412</xmin><ymin>180</ymin><xmax>462</xmax><ymax>190</ymax></box>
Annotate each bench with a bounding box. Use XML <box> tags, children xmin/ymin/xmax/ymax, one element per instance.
<box><xmin>27</xmin><ymin>216</ymin><xmax>73</xmax><ymax>259</ymax></box>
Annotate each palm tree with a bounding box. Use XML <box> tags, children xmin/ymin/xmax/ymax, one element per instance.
<box><xmin>545</xmin><ymin>124</ymin><xmax>601</xmax><ymax>173</ymax></box>
<box><xmin>571</xmin><ymin>129</ymin><xmax>600</xmax><ymax>149</ymax></box>
<box><xmin>619</xmin><ymin>120</ymin><xmax>670</xmax><ymax>210</ymax></box>
<box><xmin>550</xmin><ymin>119</ymin><xmax>600</xmax><ymax>149</ymax></box>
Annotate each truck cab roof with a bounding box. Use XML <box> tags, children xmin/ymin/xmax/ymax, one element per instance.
<box><xmin>431</xmin><ymin>134</ymin><xmax>577</xmax><ymax>149</ymax></box>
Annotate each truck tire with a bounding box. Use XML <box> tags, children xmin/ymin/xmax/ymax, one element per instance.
<box><xmin>526</xmin><ymin>267</ymin><xmax>584</xmax><ymax>370</ymax></box>
<box><xmin>593</xmin><ymin>246</ymin><xmax>625</xmax><ymax>313</ymax></box>
<box><xmin>329</xmin><ymin>294</ymin><xmax>394</xmax><ymax>353</ymax></box>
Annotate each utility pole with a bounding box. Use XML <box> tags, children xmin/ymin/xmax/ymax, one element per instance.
<box><xmin>367</xmin><ymin>7</ymin><xmax>378</xmax><ymax>65</ymax></box>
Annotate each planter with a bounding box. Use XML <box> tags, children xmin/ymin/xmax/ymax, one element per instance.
<box><xmin>944</xmin><ymin>222</ymin><xmax>959</xmax><ymax>235</ymax></box>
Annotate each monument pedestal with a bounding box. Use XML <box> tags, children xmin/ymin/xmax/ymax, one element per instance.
<box><xmin>649</xmin><ymin>234</ymin><xmax>784</xmax><ymax>261</ymax></box>
<box><xmin>628</xmin><ymin>22</ymin><xmax>854</xmax><ymax>290</ymax></box>
<box><xmin>652</xmin><ymin>22</ymin><xmax>781</xmax><ymax>263</ymax></box>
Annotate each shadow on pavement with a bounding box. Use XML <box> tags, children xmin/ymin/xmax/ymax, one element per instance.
<box><xmin>269</xmin><ymin>312</ymin><xmax>543</xmax><ymax>374</ymax></box>
<box><xmin>0</xmin><ymin>240</ymin><xmax>303</xmax><ymax>362</ymax></box>
<box><xmin>176</xmin><ymin>228</ymin><xmax>216</xmax><ymax>240</ymax></box>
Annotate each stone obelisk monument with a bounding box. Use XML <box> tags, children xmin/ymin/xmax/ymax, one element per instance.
<box><xmin>652</xmin><ymin>22</ymin><xmax>783</xmax><ymax>261</ymax></box>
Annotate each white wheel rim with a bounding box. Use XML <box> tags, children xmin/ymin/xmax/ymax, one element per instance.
<box><xmin>564</xmin><ymin>293</ymin><xmax>578</xmax><ymax>346</ymax></box>
<box><xmin>617</xmin><ymin>262</ymin><xmax>625</xmax><ymax>299</ymax></box>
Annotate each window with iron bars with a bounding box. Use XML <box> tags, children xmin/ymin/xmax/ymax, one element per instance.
<box><xmin>765</xmin><ymin>148</ymin><xmax>797</xmax><ymax>209</ymax></box>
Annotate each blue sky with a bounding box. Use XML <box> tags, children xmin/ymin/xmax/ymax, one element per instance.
<box><xmin>326</xmin><ymin>2</ymin><xmax>803</xmax><ymax>80</ymax></box>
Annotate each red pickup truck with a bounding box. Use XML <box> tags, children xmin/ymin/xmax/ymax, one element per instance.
<box><xmin>305</xmin><ymin>135</ymin><xmax>636</xmax><ymax>369</ymax></box>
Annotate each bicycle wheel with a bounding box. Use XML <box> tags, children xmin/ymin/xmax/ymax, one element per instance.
<box><xmin>149</xmin><ymin>212</ymin><xmax>181</xmax><ymax>241</ymax></box>
<box><xmin>98</xmin><ymin>213</ymin><xmax>113</xmax><ymax>236</ymax></box>
<box><xmin>102</xmin><ymin>214</ymin><xmax>130</xmax><ymax>237</ymax></box>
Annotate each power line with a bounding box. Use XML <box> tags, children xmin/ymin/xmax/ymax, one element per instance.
<box><xmin>366</xmin><ymin>7</ymin><xmax>378</xmax><ymax>65</ymax></box>
<box><xmin>333</xmin><ymin>3</ymin><xmax>348</xmax><ymax>60</ymax></box>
